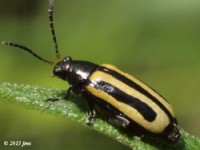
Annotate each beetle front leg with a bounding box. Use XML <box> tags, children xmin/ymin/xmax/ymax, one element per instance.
<box><xmin>46</xmin><ymin>87</ymin><xmax>72</xmax><ymax>102</ymax></box>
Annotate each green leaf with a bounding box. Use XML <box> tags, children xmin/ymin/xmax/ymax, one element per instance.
<box><xmin>0</xmin><ymin>82</ymin><xmax>200</xmax><ymax>150</ymax></box>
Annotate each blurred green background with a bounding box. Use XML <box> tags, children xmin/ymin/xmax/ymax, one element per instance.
<box><xmin>0</xmin><ymin>0</ymin><xmax>200</xmax><ymax>149</ymax></box>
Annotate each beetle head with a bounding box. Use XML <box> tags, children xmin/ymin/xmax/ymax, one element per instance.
<box><xmin>52</xmin><ymin>56</ymin><xmax>72</xmax><ymax>81</ymax></box>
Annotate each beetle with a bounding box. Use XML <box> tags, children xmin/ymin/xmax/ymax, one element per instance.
<box><xmin>2</xmin><ymin>0</ymin><xmax>180</xmax><ymax>144</ymax></box>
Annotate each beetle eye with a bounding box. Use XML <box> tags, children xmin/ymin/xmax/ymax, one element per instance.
<box><xmin>55</xmin><ymin>65</ymin><xmax>62</xmax><ymax>72</ymax></box>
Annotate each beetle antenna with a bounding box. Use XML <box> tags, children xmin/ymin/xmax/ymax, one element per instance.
<box><xmin>48</xmin><ymin>0</ymin><xmax>61</xmax><ymax>61</ymax></box>
<box><xmin>1</xmin><ymin>41</ymin><xmax>55</xmax><ymax>65</ymax></box>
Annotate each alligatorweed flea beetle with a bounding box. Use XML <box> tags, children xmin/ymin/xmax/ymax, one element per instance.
<box><xmin>2</xmin><ymin>0</ymin><xmax>180</xmax><ymax>144</ymax></box>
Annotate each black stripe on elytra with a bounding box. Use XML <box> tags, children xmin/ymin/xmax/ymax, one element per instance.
<box><xmin>98</xmin><ymin>66</ymin><xmax>176</xmax><ymax>123</ymax></box>
<box><xmin>91</xmin><ymin>81</ymin><xmax>157</xmax><ymax>122</ymax></box>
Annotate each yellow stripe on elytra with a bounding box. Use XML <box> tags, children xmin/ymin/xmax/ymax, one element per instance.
<box><xmin>87</xmin><ymin>70</ymin><xmax>170</xmax><ymax>133</ymax></box>
<box><xmin>101</xmin><ymin>64</ymin><xmax>176</xmax><ymax>118</ymax></box>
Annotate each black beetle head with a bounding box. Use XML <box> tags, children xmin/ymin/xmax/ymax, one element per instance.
<box><xmin>52</xmin><ymin>56</ymin><xmax>72</xmax><ymax>81</ymax></box>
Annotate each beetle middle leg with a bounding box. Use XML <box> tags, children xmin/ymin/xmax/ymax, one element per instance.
<box><xmin>86</xmin><ymin>108</ymin><xmax>96</xmax><ymax>126</ymax></box>
<box><xmin>82</xmin><ymin>92</ymin><xmax>97</xmax><ymax>126</ymax></box>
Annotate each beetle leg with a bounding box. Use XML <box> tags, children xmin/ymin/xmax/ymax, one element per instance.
<box><xmin>85</xmin><ymin>99</ymin><xmax>96</xmax><ymax>126</ymax></box>
<box><xmin>86</xmin><ymin>108</ymin><xmax>96</xmax><ymax>126</ymax></box>
<box><xmin>63</xmin><ymin>87</ymin><xmax>72</xmax><ymax>99</ymax></box>
<box><xmin>108</xmin><ymin>114</ymin><xmax>130</xmax><ymax>128</ymax></box>
<box><xmin>82</xmin><ymin>92</ymin><xmax>97</xmax><ymax>126</ymax></box>
<box><xmin>46</xmin><ymin>87</ymin><xmax>72</xmax><ymax>102</ymax></box>
<box><xmin>46</xmin><ymin>98</ymin><xmax>62</xmax><ymax>102</ymax></box>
